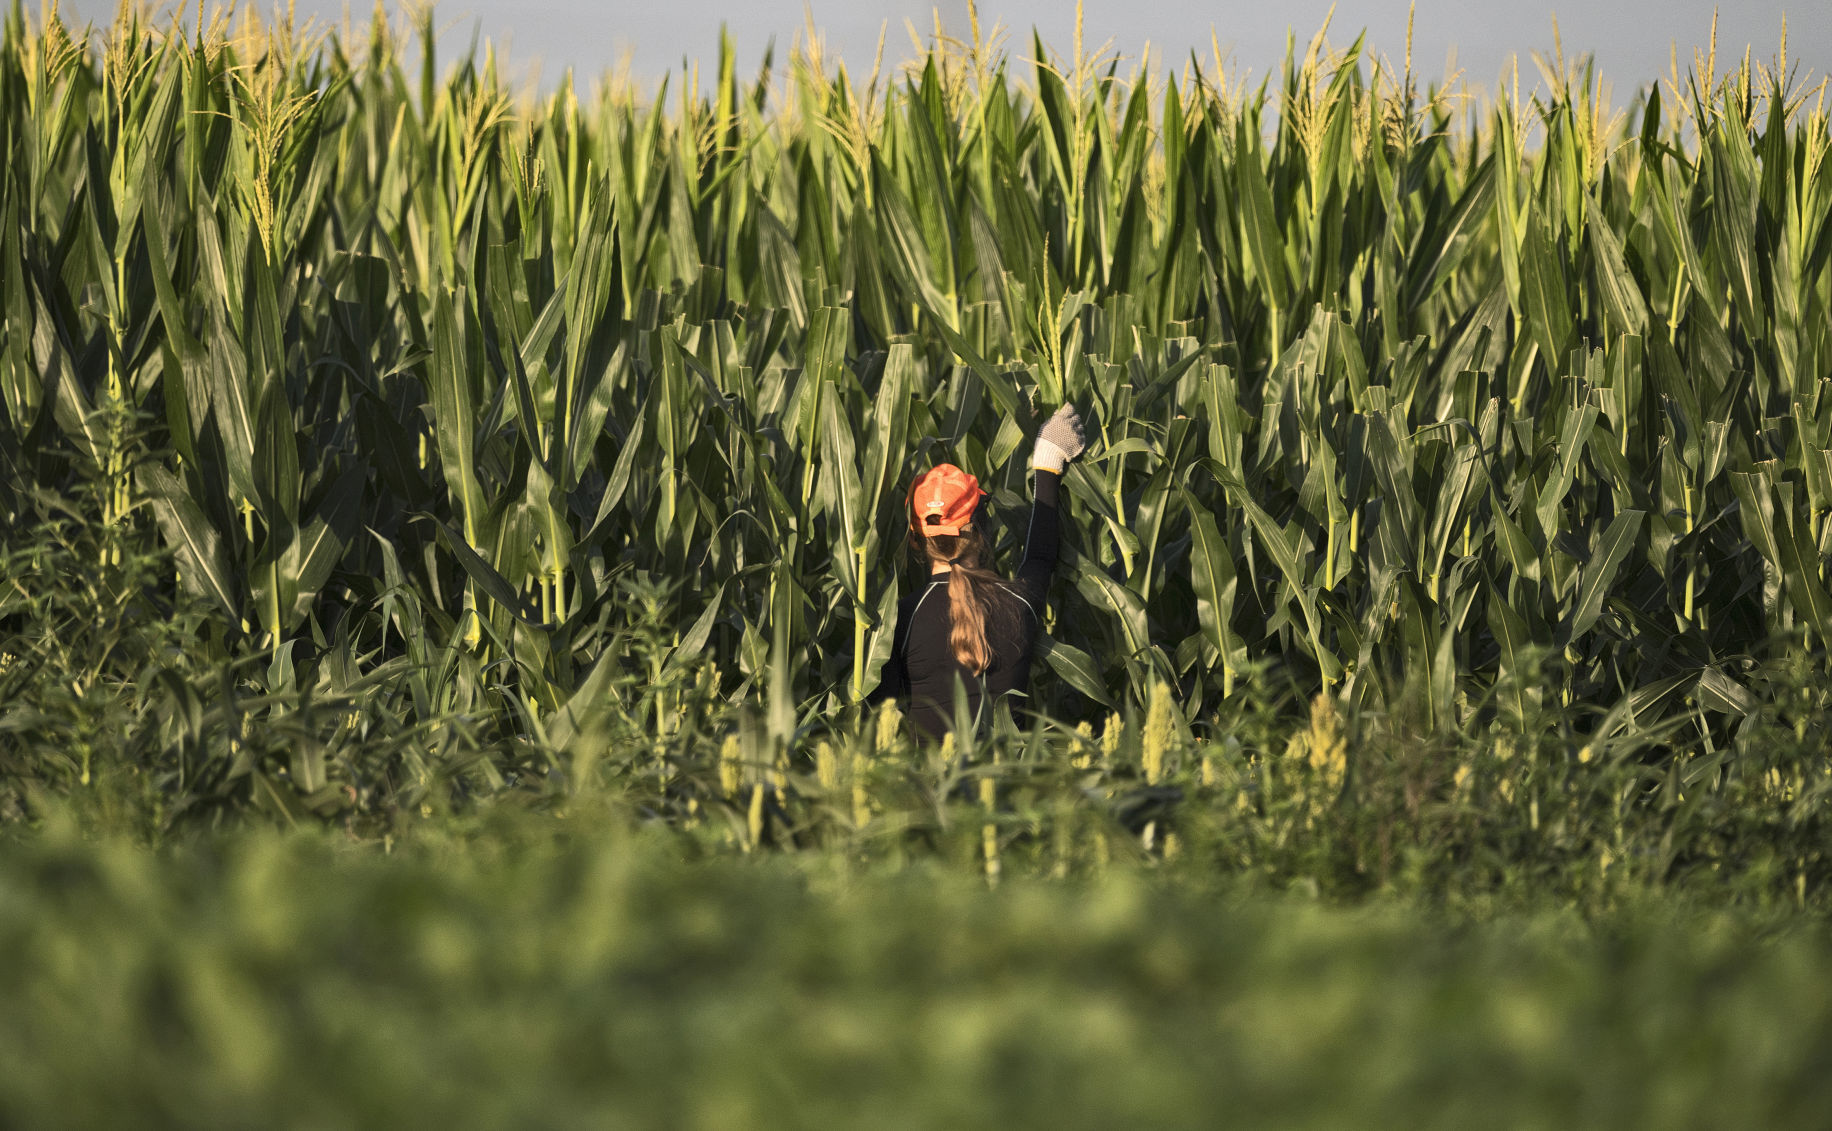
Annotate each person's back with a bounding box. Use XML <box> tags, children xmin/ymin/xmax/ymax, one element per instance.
<box><xmin>869</xmin><ymin>406</ymin><xmax>1085</xmax><ymax>741</ymax></box>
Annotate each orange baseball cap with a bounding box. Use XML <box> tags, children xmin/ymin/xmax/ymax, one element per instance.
<box><xmin>907</xmin><ymin>464</ymin><xmax>986</xmax><ymax>536</ymax></box>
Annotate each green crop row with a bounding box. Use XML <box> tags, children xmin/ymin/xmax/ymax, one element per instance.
<box><xmin>0</xmin><ymin>5</ymin><xmax>1829</xmax><ymax>837</ymax></box>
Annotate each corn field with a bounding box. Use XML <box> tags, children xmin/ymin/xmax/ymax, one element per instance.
<box><xmin>1</xmin><ymin>5</ymin><xmax>1831</xmax><ymax>847</ymax></box>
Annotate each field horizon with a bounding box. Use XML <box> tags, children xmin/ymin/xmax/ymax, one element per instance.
<box><xmin>41</xmin><ymin>0</ymin><xmax>1832</xmax><ymax>104</ymax></box>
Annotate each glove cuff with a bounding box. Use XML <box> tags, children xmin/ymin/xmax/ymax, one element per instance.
<box><xmin>1031</xmin><ymin>438</ymin><xmax>1070</xmax><ymax>473</ymax></box>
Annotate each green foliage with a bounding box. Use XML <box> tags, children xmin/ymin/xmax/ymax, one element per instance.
<box><xmin>1</xmin><ymin>9</ymin><xmax>1830</xmax><ymax>897</ymax></box>
<box><xmin>1</xmin><ymin>820</ymin><xmax>1831</xmax><ymax>1128</ymax></box>
<box><xmin>3</xmin><ymin>17</ymin><xmax>1831</xmax><ymax>1115</ymax></box>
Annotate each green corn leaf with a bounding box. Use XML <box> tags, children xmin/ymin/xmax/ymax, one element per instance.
<box><xmin>566</xmin><ymin>340</ymin><xmax>626</xmax><ymax>488</ymax></box>
<box><xmin>1037</xmin><ymin>636</ymin><xmax>1117</xmax><ymax>710</ymax></box>
<box><xmin>1694</xmin><ymin>666</ymin><xmax>1755</xmax><ymax>717</ymax></box>
<box><xmin>429</xmin><ymin>287</ymin><xmax>487</xmax><ymax>543</ymax></box>
<box><xmin>140</xmin><ymin>464</ymin><xmax>239</xmax><ymax>621</ymax></box>
<box><xmin>1564</xmin><ymin>510</ymin><xmax>1644</xmax><ymax>642</ymax></box>
<box><xmin>434</xmin><ymin>519</ymin><xmax>540</xmax><ymax>625</ymax></box>
<box><xmin>204</xmin><ymin>310</ymin><xmax>259</xmax><ymax>509</ymax></box>
<box><xmin>922</xmin><ymin>301</ymin><xmax>1026</xmax><ymax>420</ymax></box>
<box><xmin>1182</xmin><ymin>488</ymin><xmax>1242</xmax><ymax>674</ymax></box>
<box><xmin>1587</xmin><ymin>201</ymin><xmax>1650</xmax><ymax>338</ymax></box>
<box><xmin>1535</xmin><ymin>401</ymin><xmax>1600</xmax><ymax>536</ymax></box>
<box><xmin>283</xmin><ymin>463</ymin><xmax>365</xmax><ymax>627</ymax></box>
<box><xmin>861</xmin><ymin>343</ymin><xmax>914</xmax><ymax>512</ymax></box>
<box><xmin>1404</xmin><ymin>155</ymin><xmax>1495</xmax><ymax>311</ymax></box>
<box><xmin>1210</xmin><ymin>462</ymin><xmax>1340</xmax><ymax>680</ymax></box>
<box><xmin>1776</xmin><ymin>502</ymin><xmax>1832</xmax><ymax>640</ymax></box>
<box><xmin>666</xmin><ymin>583</ymin><xmax>727</xmax><ymax>675</ymax></box>
<box><xmin>252</xmin><ymin>376</ymin><xmax>300</xmax><ymax>528</ymax></box>
<box><xmin>1518</xmin><ymin>212</ymin><xmax>1574</xmax><ymax>369</ymax></box>
<box><xmin>1234</xmin><ymin>117</ymin><xmax>1290</xmax><ymax>316</ymax></box>
<box><xmin>1488</xmin><ymin>590</ymin><xmax>1543</xmax><ymax>728</ymax></box>
<box><xmin>1074</xmin><ymin>565</ymin><xmax>1152</xmax><ymax>662</ymax></box>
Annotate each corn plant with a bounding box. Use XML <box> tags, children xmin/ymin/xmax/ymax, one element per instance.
<box><xmin>0</xmin><ymin>2</ymin><xmax>1829</xmax><ymax>826</ymax></box>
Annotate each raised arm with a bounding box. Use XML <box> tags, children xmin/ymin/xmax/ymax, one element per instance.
<box><xmin>1014</xmin><ymin>405</ymin><xmax>1085</xmax><ymax>602</ymax></box>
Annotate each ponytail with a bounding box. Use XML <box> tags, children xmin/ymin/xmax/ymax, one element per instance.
<box><xmin>918</xmin><ymin>527</ymin><xmax>1012</xmax><ymax>674</ymax></box>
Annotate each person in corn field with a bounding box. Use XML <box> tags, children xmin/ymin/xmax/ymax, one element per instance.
<box><xmin>868</xmin><ymin>404</ymin><xmax>1086</xmax><ymax>740</ymax></box>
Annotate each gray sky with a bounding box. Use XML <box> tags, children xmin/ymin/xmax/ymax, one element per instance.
<box><xmin>57</xmin><ymin>1</ymin><xmax>1829</xmax><ymax>100</ymax></box>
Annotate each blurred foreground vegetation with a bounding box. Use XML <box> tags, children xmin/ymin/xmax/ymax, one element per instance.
<box><xmin>1</xmin><ymin>814</ymin><xmax>1830</xmax><ymax>1130</ymax></box>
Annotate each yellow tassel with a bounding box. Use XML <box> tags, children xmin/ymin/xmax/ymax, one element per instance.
<box><xmin>980</xmin><ymin>777</ymin><xmax>999</xmax><ymax>886</ymax></box>
<box><xmin>1142</xmin><ymin>681</ymin><xmax>1173</xmax><ymax>785</ymax></box>
<box><xmin>875</xmin><ymin>701</ymin><xmax>902</xmax><ymax>752</ymax></box>
<box><xmin>746</xmin><ymin>783</ymin><xmax>765</xmax><ymax>851</ymax></box>
<box><xmin>1303</xmin><ymin>693</ymin><xmax>1347</xmax><ymax>793</ymax></box>
<box><xmin>718</xmin><ymin>734</ymin><xmax>742</xmax><ymax>797</ymax></box>
<box><xmin>851</xmin><ymin>747</ymin><xmax>872</xmax><ymax>829</ymax></box>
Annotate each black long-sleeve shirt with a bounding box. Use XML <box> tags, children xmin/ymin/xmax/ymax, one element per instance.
<box><xmin>867</xmin><ymin>470</ymin><xmax>1061</xmax><ymax>740</ymax></box>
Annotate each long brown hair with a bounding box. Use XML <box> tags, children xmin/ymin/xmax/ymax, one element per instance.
<box><xmin>915</xmin><ymin>525</ymin><xmax>1016</xmax><ymax>674</ymax></box>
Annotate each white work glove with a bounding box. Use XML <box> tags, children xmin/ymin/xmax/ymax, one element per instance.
<box><xmin>1030</xmin><ymin>404</ymin><xmax>1086</xmax><ymax>473</ymax></box>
